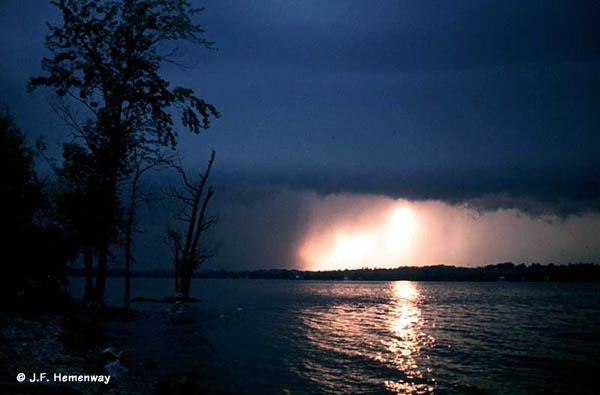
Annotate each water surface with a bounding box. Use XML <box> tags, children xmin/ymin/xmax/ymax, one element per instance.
<box><xmin>70</xmin><ymin>278</ymin><xmax>600</xmax><ymax>394</ymax></box>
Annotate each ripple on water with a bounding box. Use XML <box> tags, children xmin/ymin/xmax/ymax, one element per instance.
<box><xmin>294</xmin><ymin>282</ymin><xmax>438</xmax><ymax>393</ymax></box>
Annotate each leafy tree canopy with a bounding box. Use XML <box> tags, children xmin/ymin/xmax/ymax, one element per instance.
<box><xmin>1</xmin><ymin>109</ymin><xmax>41</xmax><ymax>232</ymax></box>
<box><xmin>30</xmin><ymin>0</ymin><xmax>219</xmax><ymax>160</ymax></box>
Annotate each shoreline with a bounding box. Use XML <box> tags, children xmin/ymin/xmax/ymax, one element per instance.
<box><xmin>1</xmin><ymin>303</ymin><xmax>235</xmax><ymax>394</ymax></box>
<box><xmin>0</xmin><ymin>307</ymin><xmax>155</xmax><ymax>394</ymax></box>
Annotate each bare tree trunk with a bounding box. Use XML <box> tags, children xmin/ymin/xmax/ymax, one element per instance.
<box><xmin>124</xmin><ymin>233</ymin><xmax>132</xmax><ymax>309</ymax></box>
<box><xmin>190</xmin><ymin>187</ymin><xmax>214</xmax><ymax>262</ymax></box>
<box><xmin>167</xmin><ymin>228</ymin><xmax>183</xmax><ymax>295</ymax></box>
<box><xmin>181</xmin><ymin>264</ymin><xmax>196</xmax><ymax>299</ymax></box>
<box><xmin>174</xmin><ymin>263</ymin><xmax>179</xmax><ymax>293</ymax></box>
<box><xmin>96</xmin><ymin>242</ymin><xmax>108</xmax><ymax>305</ymax></box>
<box><xmin>123</xmin><ymin>172</ymin><xmax>139</xmax><ymax>309</ymax></box>
<box><xmin>83</xmin><ymin>243</ymin><xmax>95</xmax><ymax>301</ymax></box>
<box><xmin>95</xmin><ymin>170</ymin><xmax>119</xmax><ymax>305</ymax></box>
<box><xmin>95</xmin><ymin>113</ymin><xmax>122</xmax><ymax>306</ymax></box>
<box><xmin>123</xmin><ymin>145</ymin><xmax>171</xmax><ymax>306</ymax></box>
<box><xmin>182</xmin><ymin>188</ymin><xmax>214</xmax><ymax>298</ymax></box>
<box><xmin>173</xmin><ymin>151</ymin><xmax>216</xmax><ymax>299</ymax></box>
<box><xmin>181</xmin><ymin>265</ymin><xmax>191</xmax><ymax>299</ymax></box>
<box><xmin>174</xmin><ymin>247</ymin><xmax>180</xmax><ymax>293</ymax></box>
<box><xmin>179</xmin><ymin>152</ymin><xmax>215</xmax><ymax>275</ymax></box>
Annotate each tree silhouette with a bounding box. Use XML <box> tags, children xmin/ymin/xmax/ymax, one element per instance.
<box><xmin>122</xmin><ymin>145</ymin><xmax>175</xmax><ymax>308</ymax></box>
<box><xmin>1</xmin><ymin>108</ymin><xmax>73</xmax><ymax>309</ymax></box>
<box><xmin>166</xmin><ymin>227</ymin><xmax>183</xmax><ymax>293</ymax></box>
<box><xmin>170</xmin><ymin>150</ymin><xmax>217</xmax><ymax>298</ymax></box>
<box><xmin>30</xmin><ymin>0</ymin><xmax>219</xmax><ymax>304</ymax></box>
<box><xmin>2</xmin><ymin>109</ymin><xmax>41</xmax><ymax>234</ymax></box>
<box><xmin>55</xmin><ymin>141</ymin><xmax>102</xmax><ymax>301</ymax></box>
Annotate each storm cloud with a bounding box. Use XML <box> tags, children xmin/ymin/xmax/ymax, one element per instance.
<box><xmin>1</xmin><ymin>1</ymin><xmax>599</xmax><ymax>269</ymax></box>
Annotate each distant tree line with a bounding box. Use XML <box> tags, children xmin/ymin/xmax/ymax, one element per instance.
<box><xmin>69</xmin><ymin>262</ymin><xmax>600</xmax><ymax>282</ymax></box>
<box><xmin>196</xmin><ymin>263</ymin><xmax>600</xmax><ymax>282</ymax></box>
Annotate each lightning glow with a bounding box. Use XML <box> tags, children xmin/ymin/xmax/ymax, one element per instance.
<box><xmin>299</xmin><ymin>203</ymin><xmax>418</xmax><ymax>271</ymax></box>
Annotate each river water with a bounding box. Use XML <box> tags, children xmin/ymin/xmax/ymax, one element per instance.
<box><xmin>69</xmin><ymin>278</ymin><xmax>600</xmax><ymax>394</ymax></box>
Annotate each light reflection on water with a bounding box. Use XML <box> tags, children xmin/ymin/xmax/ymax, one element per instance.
<box><xmin>72</xmin><ymin>278</ymin><xmax>600</xmax><ymax>394</ymax></box>
<box><xmin>297</xmin><ymin>281</ymin><xmax>436</xmax><ymax>394</ymax></box>
<box><xmin>384</xmin><ymin>282</ymin><xmax>435</xmax><ymax>394</ymax></box>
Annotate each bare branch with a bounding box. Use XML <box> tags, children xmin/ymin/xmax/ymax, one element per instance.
<box><xmin>66</xmin><ymin>91</ymin><xmax>98</xmax><ymax>116</ymax></box>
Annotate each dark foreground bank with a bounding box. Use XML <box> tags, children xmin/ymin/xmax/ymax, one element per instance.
<box><xmin>0</xmin><ymin>304</ymin><xmax>226</xmax><ymax>395</ymax></box>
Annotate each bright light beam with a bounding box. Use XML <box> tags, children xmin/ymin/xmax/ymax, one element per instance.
<box><xmin>302</xmin><ymin>204</ymin><xmax>417</xmax><ymax>270</ymax></box>
<box><xmin>384</xmin><ymin>207</ymin><xmax>416</xmax><ymax>253</ymax></box>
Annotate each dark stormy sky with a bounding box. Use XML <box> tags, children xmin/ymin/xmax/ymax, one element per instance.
<box><xmin>1</xmin><ymin>1</ymin><xmax>599</xmax><ymax>270</ymax></box>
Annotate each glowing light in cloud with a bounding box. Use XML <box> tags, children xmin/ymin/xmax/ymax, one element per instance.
<box><xmin>384</xmin><ymin>207</ymin><xmax>416</xmax><ymax>253</ymax></box>
<box><xmin>328</xmin><ymin>233</ymin><xmax>375</xmax><ymax>265</ymax></box>
<box><xmin>296</xmin><ymin>193</ymin><xmax>600</xmax><ymax>272</ymax></box>
<box><xmin>299</xmin><ymin>202</ymin><xmax>418</xmax><ymax>270</ymax></box>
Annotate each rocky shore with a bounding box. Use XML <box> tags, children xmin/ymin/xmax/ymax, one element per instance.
<box><xmin>0</xmin><ymin>308</ymin><xmax>154</xmax><ymax>394</ymax></box>
<box><xmin>0</xmin><ymin>303</ymin><xmax>233</xmax><ymax>395</ymax></box>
